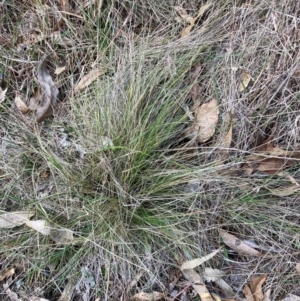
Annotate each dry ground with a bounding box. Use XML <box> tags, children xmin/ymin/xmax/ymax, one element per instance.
<box><xmin>1</xmin><ymin>0</ymin><xmax>300</xmax><ymax>300</ymax></box>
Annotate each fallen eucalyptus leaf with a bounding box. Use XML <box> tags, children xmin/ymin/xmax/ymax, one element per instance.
<box><xmin>180</xmin><ymin>249</ymin><xmax>221</xmax><ymax>301</ymax></box>
<box><xmin>73</xmin><ymin>67</ymin><xmax>104</xmax><ymax>94</ymax></box>
<box><xmin>36</xmin><ymin>55</ymin><xmax>59</xmax><ymax>122</ymax></box>
<box><xmin>15</xmin><ymin>93</ymin><xmax>30</xmax><ymax>114</ymax></box>
<box><xmin>219</xmin><ymin>229</ymin><xmax>263</xmax><ymax>256</ymax></box>
<box><xmin>181</xmin><ymin>248</ymin><xmax>221</xmax><ymax>270</ymax></box>
<box><xmin>0</xmin><ymin>211</ymin><xmax>34</xmax><ymax>228</ymax></box>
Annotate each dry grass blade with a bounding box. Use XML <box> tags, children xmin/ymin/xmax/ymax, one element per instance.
<box><xmin>219</xmin><ymin>229</ymin><xmax>263</xmax><ymax>256</ymax></box>
<box><xmin>0</xmin><ymin>211</ymin><xmax>35</xmax><ymax>228</ymax></box>
<box><xmin>73</xmin><ymin>67</ymin><xmax>105</xmax><ymax>94</ymax></box>
<box><xmin>36</xmin><ymin>55</ymin><xmax>59</xmax><ymax>122</ymax></box>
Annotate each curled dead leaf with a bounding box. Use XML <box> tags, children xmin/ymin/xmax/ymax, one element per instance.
<box><xmin>219</xmin><ymin>229</ymin><xmax>263</xmax><ymax>256</ymax></box>
<box><xmin>15</xmin><ymin>93</ymin><xmax>30</xmax><ymax>114</ymax></box>
<box><xmin>73</xmin><ymin>67</ymin><xmax>105</xmax><ymax>94</ymax></box>
<box><xmin>36</xmin><ymin>55</ymin><xmax>59</xmax><ymax>122</ymax></box>
<box><xmin>250</xmin><ymin>274</ymin><xmax>268</xmax><ymax>301</ymax></box>
<box><xmin>0</xmin><ymin>268</ymin><xmax>15</xmax><ymax>281</ymax></box>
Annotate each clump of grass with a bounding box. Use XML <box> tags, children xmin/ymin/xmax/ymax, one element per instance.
<box><xmin>1</xmin><ymin>0</ymin><xmax>300</xmax><ymax>300</ymax></box>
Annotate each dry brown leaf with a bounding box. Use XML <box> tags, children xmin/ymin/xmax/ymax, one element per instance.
<box><xmin>193</xmin><ymin>98</ymin><xmax>219</xmax><ymax>143</ymax></box>
<box><xmin>36</xmin><ymin>55</ymin><xmax>59</xmax><ymax>122</ymax></box>
<box><xmin>0</xmin><ymin>268</ymin><xmax>15</xmax><ymax>281</ymax></box>
<box><xmin>243</xmin><ymin>284</ymin><xmax>255</xmax><ymax>301</ymax></box>
<box><xmin>176</xmin><ymin>3</ymin><xmax>212</xmax><ymax>37</ymax></box>
<box><xmin>239</xmin><ymin>72</ymin><xmax>251</xmax><ymax>92</ymax></box>
<box><xmin>249</xmin><ymin>274</ymin><xmax>268</xmax><ymax>301</ymax></box>
<box><xmin>244</xmin><ymin>144</ymin><xmax>300</xmax><ymax>175</ymax></box>
<box><xmin>73</xmin><ymin>67</ymin><xmax>105</xmax><ymax>94</ymax></box>
<box><xmin>0</xmin><ymin>211</ymin><xmax>35</xmax><ymax>228</ymax></box>
<box><xmin>219</xmin><ymin>229</ymin><xmax>263</xmax><ymax>256</ymax></box>
<box><xmin>15</xmin><ymin>93</ymin><xmax>30</xmax><ymax>114</ymax></box>
<box><xmin>0</xmin><ymin>87</ymin><xmax>7</xmax><ymax>103</ymax></box>
<box><xmin>131</xmin><ymin>292</ymin><xmax>164</xmax><ymax>301</ymax></box>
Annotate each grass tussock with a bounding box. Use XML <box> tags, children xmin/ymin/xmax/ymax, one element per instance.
<box><xmin>1</xmin><ymin>0</ymin><xmax>300</xmax><ymax>300</ymax></box>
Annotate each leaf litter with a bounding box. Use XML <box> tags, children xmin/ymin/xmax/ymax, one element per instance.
<box><xmin>174</xmin><ymin>3</ymin><xmax>212</xmax><ymax>38</ymax></box>
<box><xmin>0</xmin><ymin>211</ymin><xmax>73</xmax><ymax>244</ymax></box>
